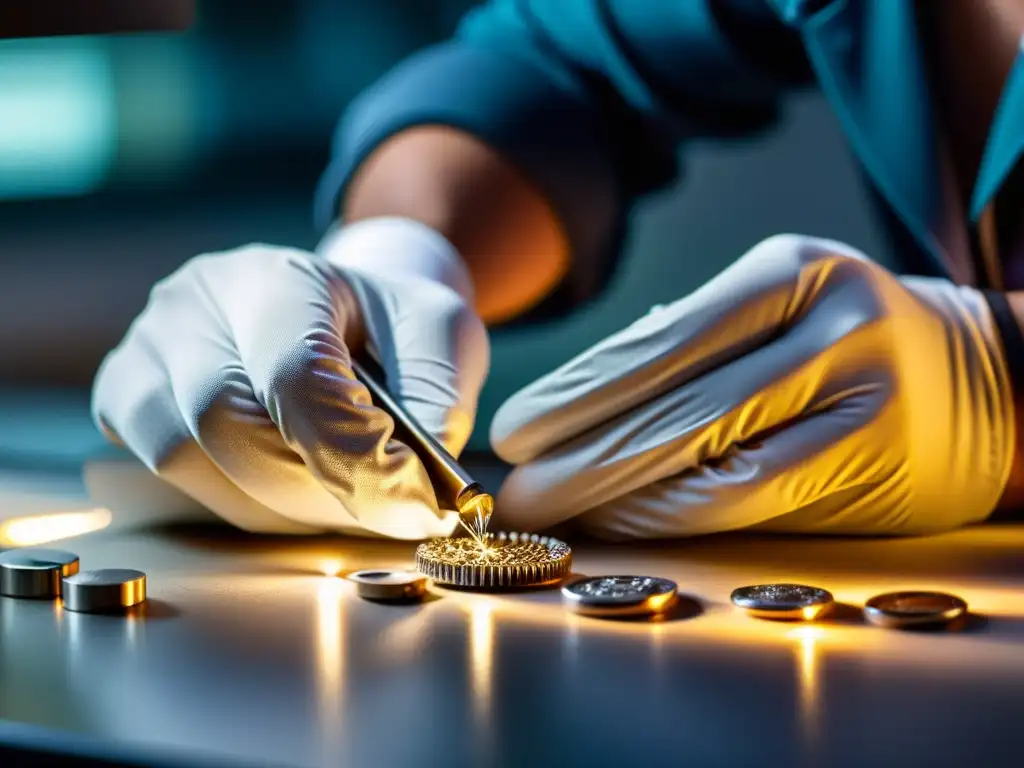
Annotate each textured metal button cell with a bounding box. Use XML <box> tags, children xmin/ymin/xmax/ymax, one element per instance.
<box><xmin>730</xmin><ymin>583</ymin><xmax>834</xmax><ymax>621</ymax></box>
<box><xmin>562</xmin><ymin>575</ymin><xmax>678</xmax><ymax>618</ymax></box>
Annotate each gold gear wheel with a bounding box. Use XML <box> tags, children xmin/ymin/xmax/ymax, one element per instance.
<box><xmin>416</xmin><ymin>532</ymin><xmax>572</xmax><ymax>589</ymax></box>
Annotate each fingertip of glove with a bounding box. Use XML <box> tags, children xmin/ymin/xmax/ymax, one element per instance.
<box><xmin>90</xmin><ymin>406</ymin><xmax>126</xmax><ymax>449</ymax></box>
<box><xmin>491</xmin><ymin>470</ymin><xmax>567</xmax><ymax>533</ymax></box>
<box><xmin>490</xmin><ymin>370</ymin><xmax>578</xmax><ymax>463</ymax></box>
<box><xmin>489</xmin><ymin>398</ymin><xmax>540</xmax><ymax>464</ymax></box>
<box><xmin>400</xmin><ymin>400</ymin><xmax>474</xmax><ymax>458</ymax></box>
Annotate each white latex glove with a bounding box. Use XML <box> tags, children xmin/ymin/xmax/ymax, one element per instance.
<box><xmin>92</xmin><ymin>218</ymin><xmax>489</xmax><ymax>539</ymax></box>
<box><xmin>491</xmin><ymin>234</ymin><xmax>1016</xmax><ymax>539</ymax></box>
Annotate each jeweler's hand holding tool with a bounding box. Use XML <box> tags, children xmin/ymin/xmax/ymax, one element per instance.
<box><xmin>491</xmin><ymin>234</ymin><xmax>1016</xmax><ymax>539</ymax></box>
<box><xmin>91</xmin><ymin>218</ymin><xmax>489</xmax><ymax>539</ymax></box>
<box><xmin>351</xmin><ymin>354</ymin><xmax>494</xmax><ymax>540</ymax></box>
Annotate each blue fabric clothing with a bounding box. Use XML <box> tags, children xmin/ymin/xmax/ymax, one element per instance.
<box><xmin>314</xmin><ymin>0</ymin><xmax>1024</xmax><ymax>309</ymax></box>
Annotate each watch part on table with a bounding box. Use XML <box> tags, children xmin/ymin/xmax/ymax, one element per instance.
<box><xmin>416</xmin><ymin>532</ymin><xmax>571</xmax><ymax>589</ymax></box>
<box><xmin>561</xmin><ymin>575</ymin><xmax>679</xmax><ymax>618</ymax></box>
<box><xmin>863</xmin><ymin>590</ymin><xmax>968</xmax><ymax>629</ymax></box>
<box><xmin>347</xmin><ymin>569</ymin><xmax>429</xmax><ymax>602</ymax></box>
<box><xmin>730</xmin><ymin>583</ymin><xmax>835</xmax><ymax>621</ymax></box>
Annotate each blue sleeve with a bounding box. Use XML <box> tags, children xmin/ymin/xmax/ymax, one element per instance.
<box><xmin>314</xmin><ymin>0</ymin><xmax>812</xmax><ymax>308</ymax></box>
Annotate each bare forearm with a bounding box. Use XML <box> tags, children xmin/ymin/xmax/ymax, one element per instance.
<box><xmin>343</xmin><ymin>126</ymin><xmax>569</xmax><ymax>324</ymax></box>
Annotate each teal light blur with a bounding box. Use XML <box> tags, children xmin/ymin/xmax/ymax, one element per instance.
<box><xmin>0</xmin><ymin>37</ymin><xmax>117</xmax><ymax>199</ymax></box>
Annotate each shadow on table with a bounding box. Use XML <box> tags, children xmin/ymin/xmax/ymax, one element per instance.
<box><xmin>815</xmin><ymin>603</ymin><xmax>992</xmax><ymax>634</ymax></box>
<box><xmin>127</xmin><ymin>598</ymin><xmax>181</xmax><ymax>620</ymax></box>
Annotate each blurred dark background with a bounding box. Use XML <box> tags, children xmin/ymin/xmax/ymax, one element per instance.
<box><xmin>0</xmin><ymin>0</ymin><xmax>892</xmax><ymax>452</ymax></box>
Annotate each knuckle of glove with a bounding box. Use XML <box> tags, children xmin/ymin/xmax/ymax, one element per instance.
<box><xmin>175</xmin><ymin>243</ymin><xmax>324</xmax><ymax>290</ymax></box>
<box><xmin>743</xmin><ymin>233</ymin><xmax>873</xmax><ymax>269</ymax></box>
<box><xmin>261</xmin><ymin>336</ymin><xmax>345</xmax><ymax>413</ymax></box>
<box><xmin>181</xmin><ymin>364</ymin><xmax>253</xmax><ymax>440</ymax></box>
<box><xmin>91</xmin><ymin>352</ymin><xmax>188</xmax><ymax>471</ymax></box>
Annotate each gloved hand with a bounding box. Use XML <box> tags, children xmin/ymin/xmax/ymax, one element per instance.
<box><xmin>92</xmin><ymin>217</ymin><xmax>489</xmax><ymax>539</ymax></box>
<box><xmin>491</xmin><ymin>234</ymin><xmax>1016</xmax><ymax>539</ymax></box>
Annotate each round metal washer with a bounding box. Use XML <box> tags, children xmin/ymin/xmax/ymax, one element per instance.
<box><xmin>730</xmin><ymin>583</ymin><xmax>834</xmax><ymax>621</ymax></box>
<box><xmin>863</xmin><ymin>591</ymin><xmax>967</xmax><ymax>629</ymax></box>
<box><xmin>561</xmin><ymin>575</ymin><xmax>678</xmax><ymax>618</ymax></box>
<box><xmin>62</xmin><ymin>569</ymin><xmax>146</xmax><ymax>613</ymax></box>
<box><xmin>0</xmin><ymin>548</ymin><xmax>80</xmax><ymax>599</ymax></box>
<box><xmin>347</xmin><ymin>569</ymin><xmax>428</xmax><ymax>602</ymax></box>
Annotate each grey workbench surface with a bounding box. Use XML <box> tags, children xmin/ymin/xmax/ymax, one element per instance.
<box><xmin>0</xmin><ymin>392</ymin><xmax>1022</xmax><ymax>767</ymax></box>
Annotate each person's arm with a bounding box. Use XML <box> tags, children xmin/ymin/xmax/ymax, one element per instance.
<box><xmin>316</xmin><ymin>0</ymin><xmax>814</xmax><ymax>324</ymax></box>
<box><xmin>344</xmin><ymin>126</ymin><xmax>568</xmax><ymax>324</ymax></box>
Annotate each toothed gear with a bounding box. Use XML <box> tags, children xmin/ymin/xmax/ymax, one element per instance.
<box><xmin>416</xmin><ymin>532</ymin><xmax>571</xmax><ymax>588</ymax></box>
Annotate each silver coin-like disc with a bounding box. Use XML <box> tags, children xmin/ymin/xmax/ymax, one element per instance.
<box><xmin>62</xmin><ymin>568</ymin><xmax>146</xmax><ymax>613</ymax></box>
<box><xmin>864</xmin><ymin>591</ymin><xmax>967</xmax><ymax>629</ymax></box>
<box><xmin>0</xmin><ymin>548</ymin><xmax>80</xmax><ymax>599</ymax></box>
<box><xmin>347</xmin><ymin>569</ymin><xmax>428</xmax><ymax>602</ymax></box>
<box><xmin>561</xmin><ymin>575</ymin><xmax>678</xmax><ymax>617</ymax></box>
<box><xmin>730</xmin><ymin>583</ymin><xmax>834</xmax><ymax>620</ymax></box>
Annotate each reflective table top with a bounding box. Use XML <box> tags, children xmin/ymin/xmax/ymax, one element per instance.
<box><xmin>0</xmin><ymin>409</ymin><xmax>1022</xmax><ymax>766</ymax></box>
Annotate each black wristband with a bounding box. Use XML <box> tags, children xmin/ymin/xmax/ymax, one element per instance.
<box><xmin>982</xmin><ymin>290</ymin><xmax>1024</xmax><ymax>520</ymax></box>
<box><xmin>982</xmin><ymin>291</ymin><xmax>1024</xmax><ymax>390</ymax></box>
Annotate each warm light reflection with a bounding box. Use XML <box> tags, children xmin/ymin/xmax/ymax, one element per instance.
<box><xmin>315</xmin><ymin>574</ymin><xmax>346</xmax><ymax>761</ymax></box>
<box><xmin>932</xmin><ymin>526</ymin><xmax>1024</xmax><ymax>548</ymax></box>
<box><xmin>0</xmin><ymin>507</ymin><xmax>112</xmax><ymax>546</ymax></box>
<box><xmin>961</xmin><ymin>586</ymin><xmax>1021</xmax><ymax>617</ymax></box>
<box><xmin>830</xmin><ymin>582</ymin><xmax>1017</xmax><ymax>621</ymax></box>
<box><xmin>649</xmin><ymin>617</ymin><xmax>667</xmax><ymax>680</ymax></box>
<box><xmin>379</xmin><ymin>606</ymin><xmax>436</xmax><ymax>662</ymax></box>
<box><xmin>468</xmin><ymin>599</ymin><xmax>495</xmax><ymax>727</ymax></box>
<box><xmin>319</xmin><ymin>559</ymin><xmax>344</xmax><ymax>578</ymax></box>
<box><xmin>430</xmin><ymin>582</ymin><xmax>1024</xmax><ymax>672</ymax></box>
<box><xmin>648</xmin><ymin>593</ymin><xmax>676</xmax><ymax>612</ymax></box>
<box><xmin>788</xmin><ymin>625</ymin><xmax>824</xmax><ymax>751</ymax></box>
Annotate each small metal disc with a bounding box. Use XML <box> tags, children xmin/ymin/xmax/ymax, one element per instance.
<box><xmin>863</xmin><ymin>591</ymin><xmax>967</xmax><ymax>629</ymax></box>
<box><xmin>562</xmin><ymin>575</ymin><xmax>678</xmax><ymax>618</ymax></box>
<box><xmin>731</xmin><ymin>583</ymin><xmax>834</xmax><ymax>621</ymax></box>
<box><xmin>347</xmin><ymin>569</ymin><xmax>428</xmax><ymax>602</ymax></box>
<box><xmin>62</xmin><ymin>569</ymin><xmax>146</xmax><ymax>613</ymax></box>
<box><xmin>0</xmin><ymin>548</ymin><xmax>80</xmax><ymax>599</ymax></box>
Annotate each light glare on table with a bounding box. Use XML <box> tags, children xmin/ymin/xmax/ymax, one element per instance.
<box><xmin>0</xmin><ymin>508</ymin><xmax>112</xmax><ymax>547</ymax></box>
<box><xmin>319</xmin><ymin>559</ymin><xmax>344</xmax><ymax>578</ymax></box>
